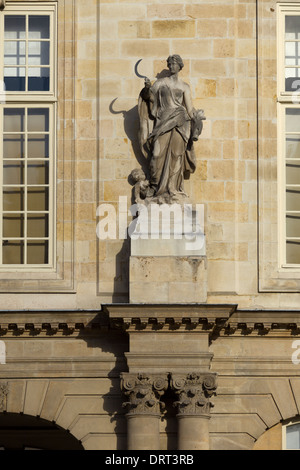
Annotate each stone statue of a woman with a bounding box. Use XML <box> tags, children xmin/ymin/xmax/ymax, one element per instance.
<box><xmin>137</xmin><ymin>54</ymin><xmax>205</xmax><ymax>204</ymax></box>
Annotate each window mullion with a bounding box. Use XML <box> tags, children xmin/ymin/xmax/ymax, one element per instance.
<box><xmin>25</xmin><ymin>13</ymin><xmax>28</xmax><ymax>94</ymax></box>
<box><xmin>24</xmin><ymin>106</ymin><xmax>27</xmax><ymax>265</ymax></box>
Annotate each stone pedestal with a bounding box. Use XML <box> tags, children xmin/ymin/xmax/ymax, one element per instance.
<box><xmin>130</xmin><ymin>255</ymin><xmax>207</xmax><ymax>304</ymax></box>
<box><xmin>129</xmin><ymin>205</ymin><xmax>207</xmax><ymax>303</ymax></box>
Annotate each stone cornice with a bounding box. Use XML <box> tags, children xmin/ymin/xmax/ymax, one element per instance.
<box><xmin>224</xmin><ymin>310</ymin><xmax>300</xmax><ymax>335</ymax></box>
<box><xmin>103</xmin><ymin>303</ymin><xmax>237</xmax><ymax>332</ymax></box>
<box><xmin>0</xmin><ymin>307</ymin><xmax>299</xmax><ymax>337</ymax></box>
<box><xmin>103</xmin><ymin>304</ymin><xmax>300</xmax><ymax>336</ymax></box>
<box><xmin>0</xmin><ymin>311</ymin><xmax>109</xmax><ymax>336</ymax></box>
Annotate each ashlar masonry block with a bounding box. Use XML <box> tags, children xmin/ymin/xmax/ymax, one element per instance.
<box><xmin>130</xmin><ymin>255</ymin><xmax>207</xmax><ymax>304</ymax></box>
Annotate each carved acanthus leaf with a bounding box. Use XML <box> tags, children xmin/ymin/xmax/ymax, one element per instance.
<box><xmin>0</xmin><ymin>382</ymin><xmax>8</xmax><ymax>412</ymax></box>
<box><xmin>171</xmin><ymin>372</ymin><xmax>217</xmax><ymax>417</ymax></box>
<box><xmin>121</xmin><ymin>373</ymin><xmax>168</xmax><ymax>416</ymax></box>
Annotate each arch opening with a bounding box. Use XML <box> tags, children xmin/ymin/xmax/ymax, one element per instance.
<box><xmin>0</xmin><ymin>413</ymin><xmax>84</xmax><ymax>450</ymax></box>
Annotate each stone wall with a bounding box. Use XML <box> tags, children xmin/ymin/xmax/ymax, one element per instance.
<box><xmin>0</xmin><ymin>312</ymin><xmax>129</xmax><ymax>450</ymax></box>
<box><xmin>1</xmin><ymin>0</ymin><xmax>300</xmax><ymax>452</ymax></box>
<box><xmin>0</xmin><ymin>0</ymin><xmax>297</xmax><ymax>310</ymax></box>
<box><xmin>99</xmin><ymin>0</ymin><xmax>259</xmax><ymax>306</ymax></box>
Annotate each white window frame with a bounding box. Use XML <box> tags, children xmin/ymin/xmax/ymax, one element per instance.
<box><xmin>282</xmin><ymin>419</ymin><xmax>300</xmax><ymax>450</ymax></box>
<box><xmin>0</xmin><ymin>2</ymin><xmax>57</xmax><ymax>101</ymax></box>
<box><xmin>277</xmin><ymin>3</ymin><xmax>300</xmax><ymax>270</ymax></box>
<box><xmin>0</xmin><ymin>2</ymin><xmax>57</xmax><ymax>272</ymax></box>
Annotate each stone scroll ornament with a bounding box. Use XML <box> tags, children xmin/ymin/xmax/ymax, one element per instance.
<box><xmin>171</xmin><ymin>372</ymin><xmax>217</xmax><ymax>417</ymax></box>
<box><xmin>0</xmin><ymin>382</ymin><xmax>8</xmax><ymax>412</ymax></box>
<box><xmin>120</xmin><ymin>373</ymin><xmax>168</xmax><ymax>416</ymax></box>
<box><xmin>131</xmin><ymin>55</ymin><xmax>206</xmax><ymax>205</ymax></box>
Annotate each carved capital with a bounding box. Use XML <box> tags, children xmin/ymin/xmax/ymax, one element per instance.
<box><xmin>171</xmin><ymin>372</ymin><xmax>217</xmax><ymax>417</ymax></box>
<box><xmin>0</xmin><ymin>382</ymin><xmax>8</xmax><ymax>412</ymax></box>
<box><xmin>121</xmin><ymin>373</ymin><xmax>168</xmax><ymax>416</ymax></box>
<box><xmin>0</xmin><ymin>1</ymin><xmax>5</xmax><ymax>11</ymax></box>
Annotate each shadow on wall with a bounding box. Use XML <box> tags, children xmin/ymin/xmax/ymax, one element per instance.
<box><xmin>111</xmin><ymin>238</ymin><xmax>130</xmax><ymax>304</ymax></box>
<box><xmin>109</xmin><ymin>99</ymin><xmax>145</xmax><ymax>172</ymax></box>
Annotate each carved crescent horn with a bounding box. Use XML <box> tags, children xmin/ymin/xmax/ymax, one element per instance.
<box><xmin>134</xmin><ymin>59</ymin><xmax>149</xmax><ymax>80</ymax></box>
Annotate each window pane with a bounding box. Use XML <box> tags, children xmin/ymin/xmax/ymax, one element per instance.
<box><xmin>4</xmin><ymin>68</ymin><xmax>26</xmax><ymax>92</ymax></box>
<box><xmin>286</xmin><ymin>241</ymin><xmax>300</xmax><ymax>264</ymax></box>
<box><xmin>29</xmin><ymin>16</ymin><xmax>50</xmax><ymax>39</ymax></box>
<box><xmin>3</xmin><ymin>135</ymin><xmax>25</xmax><ymax>159</ymax></box>
<box><xmin>3</xmin><ymin>188</ymin><xmax>24</xmax><ymax>212</ymax></box>
<box><xmin>27</xmin><ymin>240</ymin><xmax>48</xmax><ymax>264</ymax></box>
<box><xmin>3</xmin><ymin>214</ymin><xmax>24</xmax><ymax>238</ymax></box>
<box><xmin>27</xmin><ymin>187</ymin><xmax>49</xmax><ymax>211</ymax></box>
<box><xmin>3</xmin><ymin>241</ymin><xmax>24</xmax><ymax>264</ymax></box>
<box><xmin>286</xmin><ymin>75</ymin><xmax>300</xmax><ymax>92</ymax></box>
<box><xmin>27</xmin><ymin>214</ymin><xmax>48</xmax><ymax>238</ymax></box>
<box><xmin>27</xmin><ymin>109</ymin><xmax>49</xmax><ymax>132</ymax></box>
<box><xmin>286</xmin><ymin>136</ymin><xmax>300</xmax><ymax>158</ymax></box>
<box><xmin>27</xmin><ymin>161</ymin><xmax>49</xmax><ymax>185</ymax></box>
<box><xmin>3</xmin><ymin>161</ymin><xmax>24</xmax><ymax>185</ymax></box>
<box><xmin>286</xmin><ymin>163</ymin><xmax>300</xmax><ymax>184</ymax></box>
<box><xmin>286</xmin><ymin>189</ymin><xmax>300</xmax><ymax>211</ymax></box>
<box><xmin>28</xmin><ymin>42</ymin><xmax>49</xmax><ymax>65</ymax></box>
<box><xmin>287</xmin><ymin>215</ymin><xmax>300</xmax><ymax>237</ymax></box>
<box><xmin>286</xmin><ymin>424</ymin><xmax>300</xmax><ymax>449</ymax></box>
<box><xmin>285</xmin><ymin>69</ymin><xmax>300</xmax><ymax>91</ymax></box>
<box><xmin>28</xmin><ymin>135</ymin><xmax>49</xmax><ymax>159</ymax></box>
<box><xmin>4</xmin><ymin>41</ymin><xmax>26</xmax><ymax>65</ymax></box>
<box><xmin>4</xmin><ymin>109</ymin><xmax>25</xmax><ymax>132</ymax></box>
<box><xmin>285</xmin><ymin>42</ymin><xmax>300</xmax><ymax>66</ymax></box>
<box><xmin>286</xmin><ymin>108</ymin><xmax>300</xmax><ymax>132</ymax></box>
<box><xmin>28</xmin><ymin>68</ymin><xmax>50</xmax><ymax>92</ymax></box>
<box><xmin>4</xmin><ymin>16</ymin><xmax>25</xmax><ymax>40</ymax></box>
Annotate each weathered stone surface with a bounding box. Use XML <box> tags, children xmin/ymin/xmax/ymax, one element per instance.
<box><xmin>130</xmin><ymin>256</ymin><xmax>207</xmax><ymax>303</ymax></box>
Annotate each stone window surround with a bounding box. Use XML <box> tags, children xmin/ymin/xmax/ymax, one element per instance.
<box><xmin>0</xmin><ymin>0</ymin><xmax>75</xmax><ymax>292</ymax></box>
<box><xmin>258</xmin><ymin>0</ymin><xmax>300</xmax><ymax>291</ymax></box>
<box><xmin>277</xmin><ymin>3</ymin><xmax>300</xmax><ymax>268</ymax></box>
<box><xmin>282</xmin><ymin>417</ymin><xmax>300</xmax><ymax>450</ymax></box>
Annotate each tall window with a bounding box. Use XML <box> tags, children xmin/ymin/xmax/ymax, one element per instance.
<box><xmin>283</xmin><ymin>420</ymin><xmax>300</xmax><ymax>450</ymax></box>
<box><xmin>277</xmin><ymin>4</ymin><xmax>300</xmax><ymax>268</ymax></box>
<box><xmin>0</xmin><ymin>3</ymin><xmax>56</xmax><ymax>269</ymax></box>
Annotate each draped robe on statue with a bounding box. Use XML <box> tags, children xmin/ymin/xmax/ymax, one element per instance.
<box><xmin>138</xmin><ymin>77</ymin><xmax>198</xmax><ymax>200</ymax></box>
